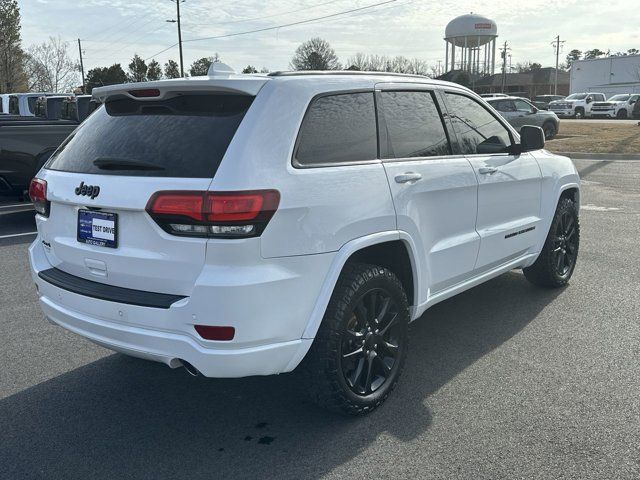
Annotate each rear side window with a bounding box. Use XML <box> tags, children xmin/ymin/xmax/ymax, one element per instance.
<box><xmin>46</xmin><ymin>94</ymin><xmax>253</xmax><ymax>178</ymax></box>
<box><xmin>491</xmin><ymin>99</ymin><xmax>516</xmax><ymax>112</ymax></box>
<box><xmin>379</xmin><ymin>91</ymin><xmax>450</xmax><ymax>159</ymax></box>
<box><xmin>294</xmin><ymin>92</ymin><xmax>377</xmax><ymax>166</ymax></box>
<box><xmin>445</xmin><ymin>93</ymin><xmax>512</xmax><ymax>155</ymax></box>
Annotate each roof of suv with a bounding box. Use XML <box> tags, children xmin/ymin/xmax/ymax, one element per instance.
<box><xmin>92</xmin><ymin>71</ymin><xmax>468</xmax><ymax>102</ymax></box>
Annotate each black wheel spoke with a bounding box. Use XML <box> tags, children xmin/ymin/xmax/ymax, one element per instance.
<box><xmin>377</xmin><ymin>297</ymin><xmax>391</xmax><ymax>323</ymax></box>
<box><xmin>347</xmin><ymin>357</ymin><xmax>365</xmax><ymax>388</ymax></box>
<box><xmin>382</xmin><ymin>340</ymin><xmax>399</xmax><ymax>355</ymax></box>
<box><xmin>364</xmin><ymin>352</ymin><xmax>375</xmax><ymax>393</ymax></box>
<box><xmin>375</xmin><ymin>354</ymin><xmax>392</xmax><ymax>374</ymax></box>
<box><xmin>379</xmin><ymin>312</ymin><xmax>398</xmax><ymax>336</ymax></box>
<box><xmin>342</xmin><ymin>346</ymin><xmax>364</xmax><ymax>359</ymax></box>
<box><xmin>345</xmin><ymin>330</ymin><xmax>364</xmax><ymax>343</ymax></box>
<box><xmin>368</xmin><ymin>293</ymin><xmax>377</xmax><ymax>321</ymax></box>
<box><xmin>564</xmin><ymin>216</ymin><xmax>574</xmax><ymax>235</ymax></box>
<box><xmin>355</xmin><ymin>303</ymin><xmax>368</xmax><ymax>324</ymax></box>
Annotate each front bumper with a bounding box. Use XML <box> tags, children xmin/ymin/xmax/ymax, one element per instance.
<box><xmin>550</xmin><ymin>109</ymin><xmax>575</xmax><ymax>117</ymax></box>
<box><xmin>29</xmin><ymin>236</ymin><xmax>332</xmax><ymax>377</ymax></box>
<box><xmin>590</xmin><ymin>110</ymin><xmax>615</xmax><ymax>118</ymax></box>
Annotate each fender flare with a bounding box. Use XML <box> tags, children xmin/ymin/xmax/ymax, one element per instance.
<box><xmin>301</xmin><ymin>230</ymin><xmax>422</xmax><ymax>340</ymax></box>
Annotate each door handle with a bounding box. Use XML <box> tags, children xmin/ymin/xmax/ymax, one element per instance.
<box><xmin>478</xmin><ymin>166</ymin><xmax>499</xmax><ymax>175</ymax></box>
<box><xmin>395</xmin><ymin>172</ymin><xmax>422</xmax><ymax>184</ymax></box>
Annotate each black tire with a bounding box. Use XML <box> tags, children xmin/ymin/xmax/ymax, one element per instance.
<box><xmin>302</xmin><ymin>263</ymin><xmax>409</xmax><ymax>415</ymax></box>
<box><xmin>524</xmin><ymin>197</ymin><xmax>580</xmax><ymax>288</ymax></box>
<box><xmin>542</xmin><ymin>121</ymin><xmax>557</xmax><ymax>140</ymax></box>
<box><xmin>616</xmin><ymin>109</ymin><xmax>628</xmax><ymax>119</ymax></box>
<box><xmin>574</xmin><ymin>107</ymin><xmax>585</xmax><ymax>119</ymax></box>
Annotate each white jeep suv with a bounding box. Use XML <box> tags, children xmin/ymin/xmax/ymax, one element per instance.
<box><xmin>29</xmin><ymin>69</ymin><xmax>581</xmax><ymax>415</ymax></box>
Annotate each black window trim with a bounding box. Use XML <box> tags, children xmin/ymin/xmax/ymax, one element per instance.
<box><xmin>439</xmin><ymin>88</ymin><xmax>518</xmax><ymax>158</ymax></box>
<box><xmin>291</xmin><ymin>89</ymin><xmax>382</xmax><ymax>169</ymax></box>
<box><xmin>375</xmin><ymin>87</ymin><xmax>456</xmax><ymax>163</ymax></box>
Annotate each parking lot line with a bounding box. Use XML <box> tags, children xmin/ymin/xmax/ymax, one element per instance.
<box><xmin>0</xmin><ymin>231</ymin><xmax>37</xmax><ymax>239</ymax></box>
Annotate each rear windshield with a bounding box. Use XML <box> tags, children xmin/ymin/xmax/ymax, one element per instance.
<box><xmin>46</xmin><ymin>94</ymin><xmax>254</xmax><ymax>178</ymax></box>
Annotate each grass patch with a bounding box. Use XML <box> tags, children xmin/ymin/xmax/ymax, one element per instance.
<box><xmin>546</xmin><ymin>121</ymin><xmax>640</xmax><ymax>154</ymax></box>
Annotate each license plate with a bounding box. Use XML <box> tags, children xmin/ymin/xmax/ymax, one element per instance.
<box><xmin>77</xmin><ymin>209</ymin><xmax>118</xmax><ymax>248</ymax></box>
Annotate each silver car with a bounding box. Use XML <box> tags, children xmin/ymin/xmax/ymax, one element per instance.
<box><xmin>487</xmin><ymin>96</ymin><xmax>560</xmax><ymax>140</ymax></box>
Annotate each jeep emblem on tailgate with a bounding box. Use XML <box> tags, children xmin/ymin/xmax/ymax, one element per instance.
<box><xmin>75</xmin><ymin>181</ymin><xmax>100</xmax><ymax>199</ymax></box>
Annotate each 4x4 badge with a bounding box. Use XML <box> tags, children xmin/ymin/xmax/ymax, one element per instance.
<box><xmin>75</xmin><ymin>181</ymin><xmax>100</xmax><ymax>199</ymax></box>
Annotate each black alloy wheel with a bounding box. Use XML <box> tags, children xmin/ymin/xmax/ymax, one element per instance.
<box><xmin>339</xmin><ymin>288</ymin><xmax>402</xmax><ymax>396</ymax></box>
<box><xmin>551</xmin><ymin>210</ymin><xmax>578</xmax><ymax>278</ymax></box>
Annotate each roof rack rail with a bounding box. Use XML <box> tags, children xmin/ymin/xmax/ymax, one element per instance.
<box><xmin>267</xmin><ymin>70</ymin><xmax>430</xmax><ymax>79</ymax></box>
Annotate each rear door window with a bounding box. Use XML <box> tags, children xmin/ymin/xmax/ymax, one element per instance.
<box><xmin>379</xmin><ymin>90</ymin><xmax>451</xmax><ymax>158</ymax></box>
<box><xmin>9</xmin><ymin>96</ymin><xmax>18</xmax><ymax>115</ymax></box>
<box><xmin>445</xmin><ymin>92</ymin><xmax>513</xmax><ymax>155</ymax></box>
<box><xmin>46</xmin><ymin>94</ymin><xmax>254</xmax><ymax>178</ymax></box>
<box><xmin>294</xmin><ymin>92</ymin><xmax>377</xmax><ymax>166</ymax></box>
<box><xmin>492</xmin><ymin>100</ymin><xmax>516</xmax><ymax>112</ymax></box>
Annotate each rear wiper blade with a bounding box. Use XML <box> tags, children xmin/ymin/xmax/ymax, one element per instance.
<box><xmin>93</xmin><ymin>157</ymin><xmax>165</xmax><ymax>171</ymax></box>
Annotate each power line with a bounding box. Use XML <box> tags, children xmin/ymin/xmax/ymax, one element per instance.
<box><xmin>184</xmin><ymin>0</ymin><xmax>344</xmax><ymax>27</ymax></box>
<box><xmin>182</xmin><ymin>0</ymin><xmax>397</xmax><ymax>44</ymax></box>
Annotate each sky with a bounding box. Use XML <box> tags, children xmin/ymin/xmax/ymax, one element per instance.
<box><xmin>20</xmin><ymin>0</ymin><xmax>640</xmax><ymax>77</ymax></box>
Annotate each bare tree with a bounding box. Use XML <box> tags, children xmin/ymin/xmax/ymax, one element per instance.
<box><xmin>25</xmin><ymin>36</ymin><xmax>78</xmax><ymax>92</ymax></box>
<box><xmin>345</xmin><ymin>53</ymin><xmax>429</xmax><ymax>75</ymax></box>
<box><xmin>290</xmin><ymin>38</ymin><xmax>340</xmax><ymax>70</ymax></box>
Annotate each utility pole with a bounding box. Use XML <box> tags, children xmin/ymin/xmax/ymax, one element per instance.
<box><xmin>551</xmin><ymin>35</ymin><xmax>565</xmax><ymax>95</ymax></box>
<box><xmin>77</xmin><ymin>38</ymin><xmax>85</xmax><ymax>93</ymax></box>
<box><xmin>500</xmin><ymin>41</ymin><xmax>510</xmax><ymax>93</ymax></box>
<box><xmin>175</xmin><ymin>0</ymin><xmax>185</xmax><ymax>77</ymax></box>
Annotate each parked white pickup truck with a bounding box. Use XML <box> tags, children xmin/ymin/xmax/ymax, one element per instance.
<box><xmin>590</xmin><ymin>94</ymin><xmax>640</xmax><ymax>119</ymax></box>
<box><xmin>548</xmin><ymin>92</ymin><xmax>606</xmax><ymax>118</ymax></box>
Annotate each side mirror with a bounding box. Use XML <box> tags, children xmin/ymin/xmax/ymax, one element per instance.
<box><xmin>586</xmin><ymin>97</ymin><xmax>593</xmax><ymax>104</ymax></box>
<box><xmin>519</xmin><ymin>125</ymin><xmax>545</xmax><ymax>152</ymax></box>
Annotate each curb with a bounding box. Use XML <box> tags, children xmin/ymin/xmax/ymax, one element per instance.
<box><xmin>548</xmin><ymin>152</ymin><xmax>640</xmax><ymax>160</ymax></box>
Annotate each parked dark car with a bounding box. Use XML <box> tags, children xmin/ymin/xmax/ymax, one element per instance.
<box><xmin>532</xmin><ymin>95</ymin><xmax>565</xmax><ymax>110</ymax></box>
<box><xmin>0</xmin><ymin>95</ymin><xmax>98</xmax><ymax>196</ymax></box>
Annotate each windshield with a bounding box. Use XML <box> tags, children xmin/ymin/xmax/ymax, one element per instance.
<box><xmin>566</xmin><ymin>94</ymin><xmax>587</xmax><ymax>100</ymax></box>
<box><xmin>46</xmin><ymin>94</ymin><xmax>254</xmax><ymax>178</ymax></box>
<box><xmin>608</xmin><ymin>94</ymin><xmax>630</xmax><ymax>102</ymax></box>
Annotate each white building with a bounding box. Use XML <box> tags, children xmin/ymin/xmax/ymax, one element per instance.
<box><xmin>570</xmin><ymin>55</ymin><xmax>640</xmax><ymax>96</ymax></box>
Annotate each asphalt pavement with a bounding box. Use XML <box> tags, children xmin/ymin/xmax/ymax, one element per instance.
<box><xmin>0</xmin><ymin>158</ymin><xmax>639</xmax><ymax>479</ymax></box>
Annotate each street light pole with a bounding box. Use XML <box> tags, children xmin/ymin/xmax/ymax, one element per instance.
<box><xmin>77</xmin><ymin>38</ymin><xmax>86</xmax><ymax>93</ymax></box>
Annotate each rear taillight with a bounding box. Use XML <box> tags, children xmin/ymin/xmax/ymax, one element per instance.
<box><xmin>29</xmin><ymin>178</ymin><xmax>50</xmax><ymax>217</ymax></box>
<box><xmin>146</xmin><ymin>190</ymin><xmax>280</xmax><ymax>238</ymax></box>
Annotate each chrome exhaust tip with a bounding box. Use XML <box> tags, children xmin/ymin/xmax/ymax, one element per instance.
<box><xmin>180</xmin><ymin>360</ymin><xmax>200</xmax><ymax>377</ymax></box>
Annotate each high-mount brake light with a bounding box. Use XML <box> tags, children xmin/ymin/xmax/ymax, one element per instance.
<box><xmin>128</xmin><ymin>89</ymin><xmax>161</xmax><ymax>98</ymax></box>
<box><xmin>29</xmin><ymin>178</ymin><xmax>50</xmax><ymax>217</ymax></box>
<box><xmin>146</xmin><ymin>190</ymin><xmax>280</xmax><ymax>238</ymax></box>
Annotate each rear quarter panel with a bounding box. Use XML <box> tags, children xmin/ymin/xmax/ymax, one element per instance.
<box><xmin>210</xmin><ymin>78</ymin><xmax>397</xmax><ymax>258</ymax></box>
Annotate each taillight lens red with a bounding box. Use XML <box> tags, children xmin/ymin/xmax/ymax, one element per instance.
<box><xmin>194</xmin><ymin>325</ymin><xmax>235</xmax><ymax>341</ymax></box>
<box><xmin>146</xmin><ymin>190</ymin><xmax>280</xmax><ymax>238</ymax></box>
<box><xmin>29</xmin><ymin>178</ymin><xmax>50</xmax><ymax>216</ymax></box>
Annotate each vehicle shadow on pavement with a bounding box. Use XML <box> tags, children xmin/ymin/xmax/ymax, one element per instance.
<box><xmin>0</xmin><ymin>272</ymin><xmax>564</xmax><ymax>480</ymax></box>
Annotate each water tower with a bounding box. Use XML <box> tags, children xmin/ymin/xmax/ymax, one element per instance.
<box><xmin>445</xmin><ymin>13</ymin><xmax>498</xmax><ymax>75</ymax></box>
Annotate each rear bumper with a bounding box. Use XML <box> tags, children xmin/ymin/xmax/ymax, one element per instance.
<box><xmin>38</xmin><ymin>293</ymin><xmax>311</xmax><ymax>377</ymax></box>
<box><xmin>29</xmin><ymin>236</ymin><xmax>332</xmax><ymax>377</ymax></box>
